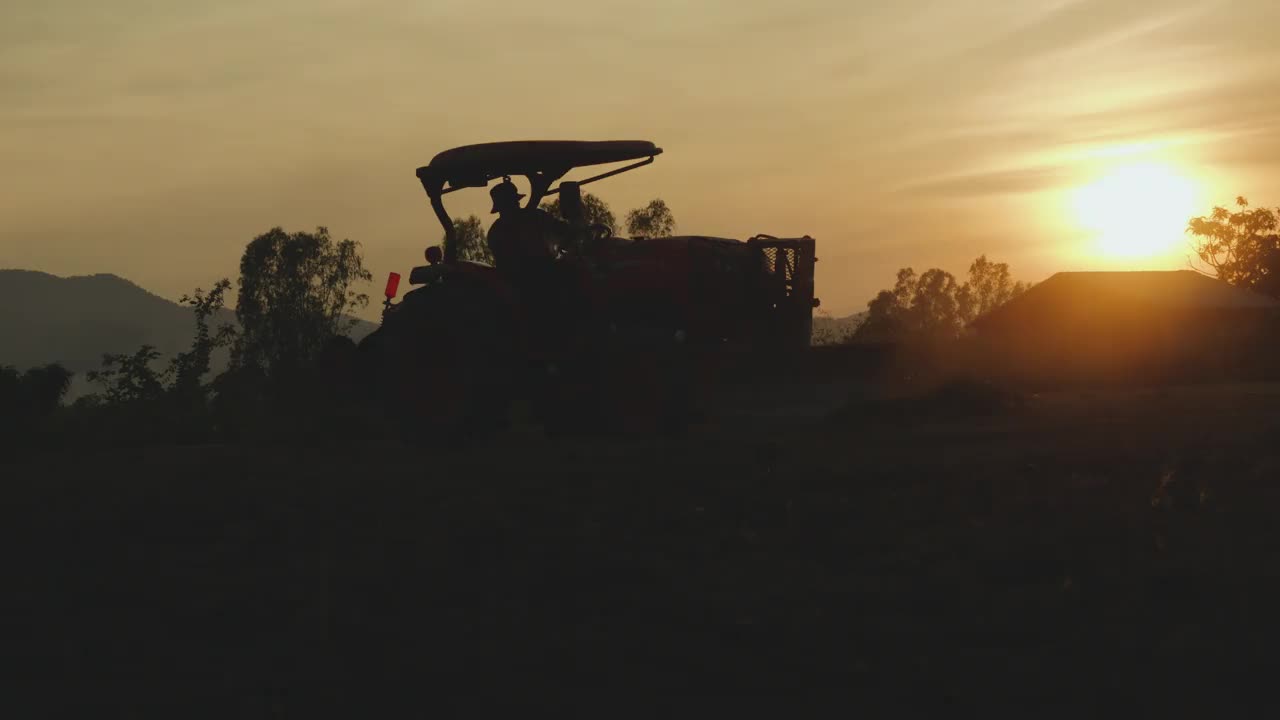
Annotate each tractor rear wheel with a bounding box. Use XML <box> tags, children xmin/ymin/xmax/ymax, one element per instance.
<box><xmin>583</xmin><ymin>324</ymin><xmax>697</xmax><ymax>438</ymax></box>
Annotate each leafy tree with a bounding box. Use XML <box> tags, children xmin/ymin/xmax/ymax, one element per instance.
<box><xmin>169</xmin><ymin>279</ymin><xmax>236</xmax><ymax>401</ymax></box>
<box><xmin>541</xmin><ymin>194</ymin><xmax>618</xmax><ymax>235</ymax></box>
<box><xmin>21</xmin><ymin>364</ymin><xmax>74</xmax><ymax>414</ymax></box>
<box><xmin>855</xmin><ymin>268</ymin><xmax>928</xmax><ymax>342</ymax></box>
<box><xmin>444</xmin><ymin>215</ymin><xmax>494</xmax><ymax>265</ymax></box>
<box><xmin>72</xmin><ymin>272</ymin><xmax>313</xmax><ymax>444</ymax></box>
<box><xmin>856</xmin><ymin>267</ymin><xmax>965</xmax><ymax>342</ymax></box>
<box><xmin>625</xmin><ymin>199</ymin><xmax>676</xmax><ymax>238</ymax></box>
<box><xmin>957</xmin><ymin>255</ymin><xmax>1028</xmax><ymax>323</ymax></box>
<box><xmin>1187</xmin><ymin>197</ymin><xmax>1280</xmax><ymax>297</ymax></box>
<box><xmin>911</xmin><ymin>268</ymin><xmax>963</xmax><ymax>337</ymax></box>
<box><xmin>1</xmin><ymin>363</ymin><xmax>74</xmax><ymax>446</ymax></box>
<box><xmin>82</xmin><ymin>279</ymin><xmax>233</xmax><ymax>411</ymax></box>
<box><xmin>233</xmin><ymin>226</ymin><xmax>372</xmax><ymax>376</ymax></box>
<box><xmin>1</xmin><ymin>363</ymin><xmax>73</xmax><ymax>419</ymax></box>
<box><xmin>854</xmin><ymin>256</ymin><xmax>1028</xmax><ymax>343</ymax></box>
<box><xmin>87</xmin><ymin>345</ymin><xmax>168</xmax><ymax>405</ymax></box>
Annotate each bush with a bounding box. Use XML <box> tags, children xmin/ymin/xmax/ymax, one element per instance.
<box><xmin>1</xmin><ymin>363</ymin><xmax>74</xmax><ymax>450</ymax></box>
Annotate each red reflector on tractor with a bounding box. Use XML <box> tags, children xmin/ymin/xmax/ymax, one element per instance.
<box><xmin>384</xmin><ymin>272</ymin><xmax>401</xmax><ymax>299</ymax></box>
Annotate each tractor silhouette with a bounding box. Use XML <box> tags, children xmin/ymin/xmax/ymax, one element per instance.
<box><xmin>355</xmin><ymin>140</ymin><xmax>818</xmax><ymax>439</ymax></box>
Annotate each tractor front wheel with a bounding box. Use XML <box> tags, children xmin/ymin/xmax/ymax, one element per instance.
<box><xmin>357</xmin><ymin>280</ymin><xmax>520</xmax><ymax>446</ymax></box>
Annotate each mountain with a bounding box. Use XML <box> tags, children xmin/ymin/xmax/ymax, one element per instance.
<box><xmin>0</xmin><ymin>270</ymin><xmax>377</xmax><ymax>395</ymax></box>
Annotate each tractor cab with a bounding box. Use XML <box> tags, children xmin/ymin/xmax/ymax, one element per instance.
<box><xmin>413</xmin><ymin>140</ymin><xmax>660</xmax><ymax>263</ymax></box>
<box><xmin>377</xmin><ymin>141</ymin><xmax>664</xmax><ymax>328</ymax></box>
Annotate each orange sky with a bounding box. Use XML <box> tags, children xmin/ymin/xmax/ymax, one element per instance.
<box><xmin>4</xmin><ymin>0</ymin><xmax>1280</xmax><ymax>317</ymax></box>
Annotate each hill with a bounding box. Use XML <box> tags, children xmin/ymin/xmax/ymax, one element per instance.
<box><xmin>0</xmin><ymin>270</ymin><xmax>377</xmax><ymax>392</ymax></box>
<box><xmin>812</xmin><ymin>311</ymin><xmax>866</xmax><ymax>344</ymax></box>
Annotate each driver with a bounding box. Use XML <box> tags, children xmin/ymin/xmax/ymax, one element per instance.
<box><xmin>486</xmin><ymin>179</ymin><xmax>580</xmax><ymax>346</ymax></box>
<box><xmin>486</xmin><ymin>179</ymin><xmax>571</xmax><ymax>270</ymax></box>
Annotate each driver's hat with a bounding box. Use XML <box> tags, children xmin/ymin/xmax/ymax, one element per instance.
<box><xmin>489</xmin><ymin>180</ymin><xmax>524</xmax><ymax>213</ymax></box>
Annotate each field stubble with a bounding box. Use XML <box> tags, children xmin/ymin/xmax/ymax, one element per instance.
<box><xmin>8</xmin><ymin>382</ymin><xmax>1280</xmax><ymax>715</ymax></box>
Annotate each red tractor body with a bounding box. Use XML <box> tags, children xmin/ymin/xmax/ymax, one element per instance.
<box><xmin>357</xmin><ymin>141</ymin><xmax>819</xmax><ymax>438</ymax></box>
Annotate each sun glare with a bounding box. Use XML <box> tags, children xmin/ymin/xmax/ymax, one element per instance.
<box><xmin>1069</xmin><ymin>162</ymin><xmax>1201</xmax><ymax>262</ymax></box>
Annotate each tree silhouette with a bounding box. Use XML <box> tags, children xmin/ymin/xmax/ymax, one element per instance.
<box><xmin>1187</xmin><ymin>197</ymin><xmax>1280</xmax><ymax>298</ymax></box>
<box><xmin>87</xmin><ymin>345</ymin><xmax>167</xmax><ymax>405</ymax></box>
<box><xmin>444</xmin><ymin>215</ymin><xmax>494</xmax><ymax>265</ymax></box>
<box><xmin>169</xmin><ymin>279</ymin><xmax>236</xmax><ymax>401</ymax></box>
<box><xmin>854</xmin><ymin>256</ymin><xmax>1027</xmax><ymax>343</ymax></box>
<box><xmin>910</xmin><ymin>268</ymin><xmax>963</xmax><ymax>338</ymax></box>
<box><xmin>77</xmin><ymin>278</ymin><xmax>233</xmax><ymax>420</ymax></box>
<box><xmin>626</xmin><ymin>199</ymin><xmax>676</xmax><ymax>238</ymax></box>
<box><xmin>21</xmin><ymin>364</ymin><xmax>74</xmax><ymax>415</ymax></box>
<box><xmin>854</xmin><ymin>268</ymin><xmax>964</xmax><ymax>342</ymax></box>
<box><xmin>233</xmin><ymin>226</ymin><xmax>372</xmax><ymax>375</ymax></box>
<box><xmin>541</xmin><ymin>194</ymin><xmax>619</xmax><ymax>235</ymax></box>
<box><xmin>958</xmin><ymin>255</ymin><xmax>1028</xmax><ymax>323</ymax></box>
<box><xmin>1</xmin><ymin>363</ymin><xmax>73</xmax><ymax>418</ymax></box>
<box><xmin>1</xmin><ymin>363</ymin><xmax>73</xmax><ymax>445</ymax></box>
<box><xmin>855</xmin><ymin>268</ymin><xmax>926</xmax><ymax>343</ymax></box>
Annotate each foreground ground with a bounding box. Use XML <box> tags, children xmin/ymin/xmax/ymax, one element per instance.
<box><xmin>10</xmin><ymin>383</ymin><xmax>1280</xmax><ymax>715</ymax></box>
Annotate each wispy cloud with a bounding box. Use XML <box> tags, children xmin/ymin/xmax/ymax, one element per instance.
<box><xmin>903</xmin><ymin>166</ymin><xmax>1078</xmax><ymax>198</ymax></box>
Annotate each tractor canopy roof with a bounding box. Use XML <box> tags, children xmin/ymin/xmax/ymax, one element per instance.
<box><xmin>416</xmin><ymin>140</ymin><xmax>662</xmax><ymax>192</ymax></box>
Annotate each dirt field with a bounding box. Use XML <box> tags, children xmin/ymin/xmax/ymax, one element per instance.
<box><xmin>10</xmin><ymin>383</ymin><xmax>1280</xmax><ymax>715</ymax></box>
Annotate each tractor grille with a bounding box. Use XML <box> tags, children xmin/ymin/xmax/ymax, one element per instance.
<box><xmin>760</xmin><ymin>246</ymin><xmax>798</xmax><ymax>292</ymax></box>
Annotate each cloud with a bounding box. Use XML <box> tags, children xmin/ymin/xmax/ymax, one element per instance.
<box><xmin>5</xmin><ymin>0</ymin><xmax>1280</xmax><ymax>315</ymax></box>
<box><xmin>902</xmin><ymin>165</ymin><xmax>1077</xmax><ymax>198</ymax></box>
<box><xmin>962</xmin><ymin>0</ymin><xmax>1209</xmax><ymax>67</ymax></box>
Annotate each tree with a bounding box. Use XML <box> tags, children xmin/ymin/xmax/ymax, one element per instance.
<box><xmin>1</xmin><ymin>363</ymin><xmax>73</xmax><ymax>445</ymax></box>
<box><xmin>1187</xmin><ymin>197</ymin><xmax>1280</xmax><ymax>298</ymax></box>
<box><xmin>444</xmin><ymin>215</ymin><xmax>494</xmax><ymax>265</ymax></box>
<box><xmin>910</xmin><ymin>268</ymin><xmax>963</xmax><ymax>337</ymax></box>
<box><xmin>87</xmin><ymin>346</ymin><xmax>168</xmax><ymax>405</ymax></box>
<box><xmin>855</xmin><ymin>268</ymin><xmax>915</xmax><ymax>342</ymax></box>
<box><xmin>853</xmin><ymin>256</ymin><xmax>1027</xmax><ymax>343</ymax></box>
<box><xmin>233</xmin><ymin>226</ymin><xmax>372</xmax><ymax>375</ymax></box>
<box><xmin>20</xmin><ymin>364</ymin><xmax>74</xmax><ymax>416</ymax></box>
<box><xmin>82</xmin><ymin>279</ymin><xmax>232</xmax><ymax>410</ymax></box>
<box><xmin>855</xmin><ymin>267</ymin><xmax>964</xmax><ymax>342</ymax></box>
<box><xmin>169</xmin><ymin>279</ymin><xmax>236</xmax><ymax>401</ymax></box>
<box><xmin>625</xmin><ymin>199</ymin><xmax>676</xmax><ymax>238</ymax></box>
<box><xmin>957</xmin><ymin>255</ymin><xmax>1028</xmax><ymax>323</ymax></box>
<box><xmin>541</xmin><ymin>194</ymin><xmax>618</xmax><ymax>235</ymax></box>
<box><xmin>1</xmin><ymin>363</ymin><xmax>73</xmax><ymax>418</ymax></box>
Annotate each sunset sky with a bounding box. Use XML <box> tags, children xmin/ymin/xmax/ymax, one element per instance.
<box><xmin>5</xmin><ymin>0</ymin><xmax>1280</xmax><ymax>317</ymax></box>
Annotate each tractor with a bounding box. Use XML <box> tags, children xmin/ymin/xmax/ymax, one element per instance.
<box><xmin>354</xmin><ymin>140</ymin><xmax>819</xmax><ymax>438</ymax></box>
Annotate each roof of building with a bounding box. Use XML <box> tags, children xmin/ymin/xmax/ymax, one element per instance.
<box><xmin>972</xmin><ymin>270</ymin><xmax>1280</xmax><ymax>330</ymax></box>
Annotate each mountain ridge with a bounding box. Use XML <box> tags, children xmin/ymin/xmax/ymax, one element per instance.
<box><xmin>0</xmin><ymin>269</ymin><xmax>377</xmax><ymax>385</ymax></box>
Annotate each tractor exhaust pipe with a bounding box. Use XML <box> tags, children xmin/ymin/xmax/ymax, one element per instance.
<box><xmin>558</xmin><ymin>181</ymin><xmax>585</xmax><ymax>225</ymax></box>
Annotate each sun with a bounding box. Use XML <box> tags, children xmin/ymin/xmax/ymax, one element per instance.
<box><xmin>1069</xmin><ymin>161</ymin><xmax>1201</xmax><ymax>262</ymax></box>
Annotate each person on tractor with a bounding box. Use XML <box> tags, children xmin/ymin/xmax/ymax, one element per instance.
<box><xmin>485</xmin><ymin>178</ymin><xmax>582</xmax><ymax>352</ymax></box>
<box><xmin>486</xmin><ymin>178</ymin><xmax>570</xmax><ymax>269</ymax></box>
